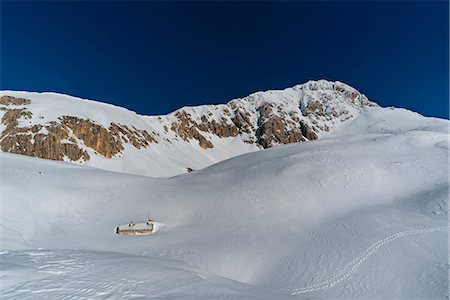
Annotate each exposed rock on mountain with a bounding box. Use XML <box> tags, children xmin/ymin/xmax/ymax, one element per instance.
<box><xmin>0</xmin><ymin>111</ymin><xmax>160</xmax><ymax>162</ymax></box>
<box><xmin>0</xmin><ymin>80</ymin><xmax>376</xmax><ymax>177</ymax></box>
<box><xmin>0</xmin><ymin>95</ymin><xmax>31</xmax><ymax>106</ymax></box>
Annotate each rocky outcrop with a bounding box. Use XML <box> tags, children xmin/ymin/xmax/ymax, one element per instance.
<box><xmin>110</xmin><ymin>123</ymin><xmax>157</xmax><ymax>149</ymax></box>
<box><xmin>60</xmin><ymin>116</ymin><xmax>123</xmax><ymax>158</ymax></box>
<box><xmin>0</xmin><ymin>80</ymin><xmax>377</xmax><ymax>169</ymax></box>
<box><xmin>166</xmin><ymin>97</ymin><xmax>324</xmax><ymax>150</ymax></box>
<box><xmin>300</xmin><ymin>121</ymin><xmax>318</xmax><ymax>140</ymax></box>
<box><xmin>304</xmin><ymin>100</ymin><xmax>325</xmax><ymax>117</ymax></box>
<box><xmin>256</xmin><ymin>117</ymin><xmax>305</xmax><ymax>148</ymax></box>
<box><xmin>0</xmin><ymin>95</ymin><xmax>31</xmax><ymax>106</ymax></box>
<box><xmin>231</xmin><ymin>109</ymin><xmax>253</xmax><ymax>134</ymax></box>
<box><xmin>0</xmin><ymin>110</ymin><xmax>91</xmax><ymax>161</ymax></box>
<box><xmin>170</xmin><ymin>110</ymin><xmax>238</xmax><ymax>149</ymax></box>
<box><xmin>253</xmin><ymin>102</ymin><xmax>319</xmax><ymax>148</ymax></box>
<box><xmin>0</xmin><ymin>96</ymin><xmax>157</xmax><ymax>162</ymax></box>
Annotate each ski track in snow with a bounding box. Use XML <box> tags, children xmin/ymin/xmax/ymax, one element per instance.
<box><xmin>291</xmin><ymin>226</ymin><xmax>449</xmax><ymax>295</ymax></box>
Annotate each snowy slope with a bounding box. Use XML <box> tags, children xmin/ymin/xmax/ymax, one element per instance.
<box><xmin>1</xmin><ymin>106</ymin><xmax>448</xmax><ymax>299</ymax></box>
<box><xmin>0</xmin><ymin>80</ymin><xmax>375</xmax><ymax>177</ymax></box>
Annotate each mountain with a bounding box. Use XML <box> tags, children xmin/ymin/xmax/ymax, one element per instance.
<box><xmin>0</xmin><ymin>80</ymin><xmax>376</xmax><ymax>177</ymax></box>
<box><xmin>0</xmin><ymin>103</ymin><xmax>448</xmax><ymax>299</ymax></box>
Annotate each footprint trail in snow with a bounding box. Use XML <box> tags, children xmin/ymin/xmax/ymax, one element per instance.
<box><xmin>291</xmin><ymin>226</ymin><xmax>449</xmax><ymax>295</ymax></box>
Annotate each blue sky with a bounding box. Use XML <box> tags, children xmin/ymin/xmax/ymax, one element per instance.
<box><xmin>1</xmin><ymin>1</ymin><xmax>448</xmax><ymax>118</ymax></box>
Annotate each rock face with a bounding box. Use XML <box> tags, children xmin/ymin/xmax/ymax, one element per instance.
<box><xmin>0</xmin><ymin>96</ymin><xmax>157</xmax><ymax>162</ymax></box>
<box><xmin>0</xmin><ymin>80</ymin><xmax>377</xmax><ymax>175</ymax></box>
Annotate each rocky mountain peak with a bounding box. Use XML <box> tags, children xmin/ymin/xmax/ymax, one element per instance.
<box><xmin>0</xmin><ymin>80</ymin><xmax>378</xmax><ymax>177</ymax></box>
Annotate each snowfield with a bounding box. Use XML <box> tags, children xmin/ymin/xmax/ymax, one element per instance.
<box><xmin>0</xmin><ymin>106</ymin><xmax>449</xmax><ymax>299</ymax></box>
<box><xmin>0</xmin><ymin>80</ymin><xmax>375</xmax><ymax>178</ymax></box>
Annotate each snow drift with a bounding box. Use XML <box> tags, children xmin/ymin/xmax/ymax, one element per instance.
<box><xmin>0</xmin><ymin>104</ymin><xmax>448</xmax><ymax>299</ymax></box>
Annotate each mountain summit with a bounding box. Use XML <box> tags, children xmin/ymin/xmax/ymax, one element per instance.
<box><xmin>0</xmin><ymin>80</ymin><xmax>376</xmax><ymax>177</ymax></box>
<box><xmin>0</xmin><ymin>80</ymin><xmax>448</xmax><ymax>299</ymax></box>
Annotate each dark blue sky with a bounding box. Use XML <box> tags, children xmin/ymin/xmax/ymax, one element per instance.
<box><xmin>1</xmin><ymin>1</ymin><xmax>448</xmax><ymax>118</ymax></box>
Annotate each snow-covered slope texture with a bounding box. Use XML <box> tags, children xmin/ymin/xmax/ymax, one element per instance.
<box><xmin>0</xmin><ymin>80</ymin><xmax>375</xmax><ymax>177</ymax></box>
<box><xmin>1</xmin><ymin>107</ymin><xmax>448</xmax><ymax>299</ymax></box>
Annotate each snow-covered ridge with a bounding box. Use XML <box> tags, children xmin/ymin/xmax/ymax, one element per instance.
<box><xmin>0</xmin><ymin>81</ymin><xmax>448</xmax><ymax>299</ymax></box>
<box><xmin>1</xmin><ymin>80</ymin><xmax>377</xmax><ymax>177</ymax></box>
<box><xmin>0</xmin><ymin>104</ymin><xmax>448</xmax><ymax>298</ymax></box>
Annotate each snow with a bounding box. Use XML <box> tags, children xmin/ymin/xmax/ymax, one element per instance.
<box><xmin>0</xmin><ymin>104</ymin><xmax>448</xmax><ymax>299</ymax></box>
<box><xmin>1</xmin><ymin>250</ymin><xmax>287</xmax><ymax>300</ymax></box>
<box><xmin>0</xmin><ymin>80</ymin><xmax>376</xmax><ymax>177</ymax></box>
<box><xmin>0</xmin><ymin>91</ymin><xmax>149</xmax><ymax>128</ymax></box>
